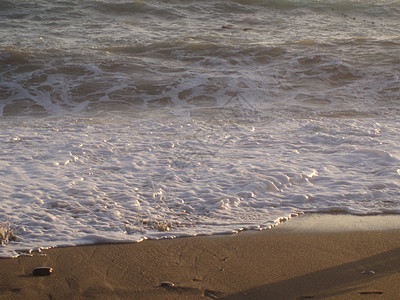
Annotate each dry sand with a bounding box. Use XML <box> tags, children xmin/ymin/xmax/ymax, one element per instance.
<box><xmin>1</xmin><ymin>214</ymin><xmax>400</xmax><ymax>299</ymax></box>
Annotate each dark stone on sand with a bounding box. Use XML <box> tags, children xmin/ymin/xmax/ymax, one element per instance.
<box><xmin>32</xmin><ymin>267</ymin><xmax>53</xmax><ymax>276</ymax></box>
<box><xmin>359</xmin><ymin>291</ymin><xmax>383</xmax><ymax>295</ymax></box>
<box><xmin>160</xmin><ymin>281</ymin><xmax>175</xmax><ymax>288</ymax></box>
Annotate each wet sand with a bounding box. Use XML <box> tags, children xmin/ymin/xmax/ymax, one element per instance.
<box><xmin>1</xmin><ymin>214</ymin><xmax>400</xmax><ymax>299</ymax></box>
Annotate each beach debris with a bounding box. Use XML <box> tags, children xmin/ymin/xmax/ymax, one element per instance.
<box><xmin>360</xmin><ymin>270</ymin><xmax>375</xmax><ymax>274</ymax></box>
<box><xmin>140</xmin><ymin>219</ymin><xmax>173</xmax><ymax>232</ymax></box>
<box><xmin>160</xmin><ymin>281</ymin><xmax>175</xmax><ymax>288</ymax></box>
<box><xmin>0</xmin><ymin>222</ymin><xmax>17</xmax><ymax>245</ymax></box>
<box><xmin>156</xmin><ymin>220</ymin><xmax>173</xmax><ymax>232</ymax></box>
<box><xmin>32</xmin><ymin>267</ymin><xmax>53</xmax><ymax>276</ymax></box>
<box><xmin>152</xmin><ymin>220</ymin><xmax>172</xmax><ymax>231</ymax></box>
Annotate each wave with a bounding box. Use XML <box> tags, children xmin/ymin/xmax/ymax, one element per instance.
<box><xmin>0</xmin><ymin>42</ymin><xmax>284</xmax><ymax>116</ymax></box>
<box><xmin>3</xmin><ymin>0</ymin><xmax>399</xmax><ymax>21</ymax></box>
<box><xmin>91</xmin><ymin>0</ymin><xmax>185</xmax><ymax>20</ymax></box>
<box><xmin>1</xmin><ymin>0</ymin><xmax>399</xmax><ymax>117</ymax></box>
<box><xmin>1</xmin><ymin>37</ymin><xmax>399</xmax><ymax>118</ymax></box>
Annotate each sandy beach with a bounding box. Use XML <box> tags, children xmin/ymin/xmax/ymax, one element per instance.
<box><xmin>1</xmin><ymin>214</ymin><xmax>400</xmax><ymax>299</ymax></box>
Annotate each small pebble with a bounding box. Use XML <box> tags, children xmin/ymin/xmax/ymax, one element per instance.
<box><xmin>192</xmin><ymin>276</ymin><xmax>202</xmax><ymax>281</ymax></box>
<box><xmin>32</xmin><ymin>267</ymin><xmax>53</xmax><ymax>276</ymax></box>
<box><xmin>361</xmin><ymin>270</ymin><xmax>375</xmax><ymax>274</ymax></box>
<box><xmin>160</xmin><ymin>281</ymin><xmax>175</xmax><ymax>287</ymax></box>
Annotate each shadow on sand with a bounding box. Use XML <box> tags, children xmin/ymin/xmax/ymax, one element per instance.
<box><xmin>225</xmin><ymin>247</ymin><xmax>400</xmax><ymax>299</ymax></box>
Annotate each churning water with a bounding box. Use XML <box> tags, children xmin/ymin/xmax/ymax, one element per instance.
<box><xmin>1</xmin><ymin>0</ymin><xmax>400</xmax><ymax>256</ymax></box>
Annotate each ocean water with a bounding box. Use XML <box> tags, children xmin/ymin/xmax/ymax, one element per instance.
<box><xmin>1</xmin><ymin>0</ymin><xmax>400</xmax><ymax>257</ymax></box>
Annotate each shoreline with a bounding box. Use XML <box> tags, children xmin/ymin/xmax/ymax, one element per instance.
<box><xmin>1</xmin><ymin>214</ymin><xmax>400</xmax><ymax>299</ymax></box>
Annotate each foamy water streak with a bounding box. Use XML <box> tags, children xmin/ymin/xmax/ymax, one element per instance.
<box><xmin>1</xmin><ymin>0</ymin><xmax>400</xmax><ymax>256</ymax></box>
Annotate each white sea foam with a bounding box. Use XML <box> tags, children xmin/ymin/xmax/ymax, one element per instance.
<box><xmin>1</xmin><ymin>106</ymin><xmax>400</xmax><ymax>256</ymax></box>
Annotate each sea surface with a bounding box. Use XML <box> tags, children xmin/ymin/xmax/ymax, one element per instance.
<box><xmin>1</xmin><ymin>0</ymin><xmax>400</xmax><ymax>257</ymax></box>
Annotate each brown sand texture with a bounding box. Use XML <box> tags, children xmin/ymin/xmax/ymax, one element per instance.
<box><xmin>1</xmin><ymin>214</ymin><xmax>400</xmax><ymax>299</ymax></box>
